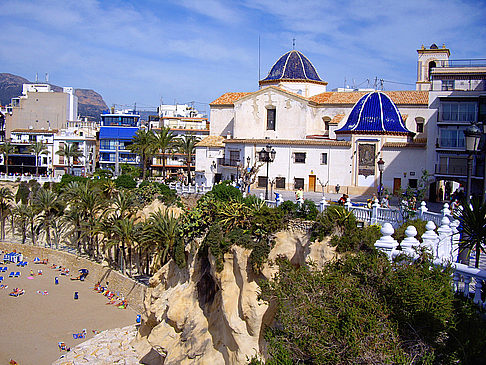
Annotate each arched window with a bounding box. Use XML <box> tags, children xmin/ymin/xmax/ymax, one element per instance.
<box><xmin>322</xmin><ymin>116</ymin><xmax>331</xmax><ymax>133</ymax></box>
<box><xmin>428</xmin><ymin>60</ymin><xmax>436</xmax><ymax>81</ymax></box>
<box><xmin>415</xmin><ymin>117</ymin><xmax>425</xmax><ymax>133</ymax></box>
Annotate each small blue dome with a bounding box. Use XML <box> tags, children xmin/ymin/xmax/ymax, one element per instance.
<box><xmin>260</xmin><ymin>50</ymin><xmax>324</xmax><ymax>84</ymax></box>
<box><xmin>336</xmin><ymin>92</ymin><xmax>413</xmax><ymax>134</ymax></box>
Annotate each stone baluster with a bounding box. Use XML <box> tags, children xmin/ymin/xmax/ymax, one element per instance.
<box><xmin>345</xmin><ymin>198</ymin><xmax>352</xmax><ymax>211</ymax></box>
<box><xmin>463</xmin><ymin>275</ymin><xmax>472</xmax><ymax>298</ymax></box>
<box><xmin>374</xmin><ymin>223</ymin><xmax>399</xmax><ymax>261</ymax></box>
<box><xmin>437</xmin><ymin>216</ymin><xmax>453</xmax><ymax>263</ymax></box>
<box><xmin>418</xmin><ymin>201</ymin><xmax>428</xmax><ymax>220</ymax></box>
<box><xmin>371</xmin><ymin>199</ymin><xmax>380</xmax><ymax>225</ymax></box>
<box><xmin>400</xmin><ymin>225</ymin><xmax>420</xmax><ymax>258</ymax></box>
<box><xmin>259</xmin><ymin>193</ymin><xmax>265</xmax><ymax>201</ymax></box>
<box><xmin>441</xmin><ymin>203</ymin><xmax>451</xmax><ymax>219</ymax></box>
<box><xmin>319</xmin><ymin>196</ymin><xmax>328</xmax><ymax>212</ymax></box>
<box><xmin>474</xmin><ymin>280</ymin><xmax>483</xmax><ymax>305</ymax></box>
<box><xmin>453</xmin><ymin>272</ymin><xmax>460</xmax><ymax>293</ymax></box>
<box><xmin>449</xmin><ymin>219</ymin><xmax>460</xmax><ymax>262</ymax></box>
<box><xmin>421</xmin><ymin>221</ymin><xmax>439</xmax><ymax>259</ymax></box>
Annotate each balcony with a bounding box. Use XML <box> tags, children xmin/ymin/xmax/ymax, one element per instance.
<box><xmin>218</xmin><ymin>158</ymin><xmax>240</xmax><ymax>167</ymax></box>
<box><xmin>433</xmin><ymin>59</ymin><xmax>486</xmax><ymax>68</ymax></box>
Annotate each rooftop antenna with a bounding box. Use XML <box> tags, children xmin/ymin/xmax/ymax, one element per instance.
<box><xmin>292</xmin><ymin>38</ymin><xmax>296</xmax><ymax>49</ymax></box>
<box><xmin>35</xmin><ymin>73</ymin><xmax>38</xmax><ymax>82</ymax></box>
<box><xmin>45</xmin><ymin>73</ymin><xmax>49</xmax><ymax>83</ymax></box>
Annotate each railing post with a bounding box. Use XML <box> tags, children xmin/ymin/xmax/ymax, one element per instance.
<box><xmin>298</xmin><ymin>197</ymin><xmax>304</xmax><ymax>207</ymax></box>
<box><xmin>345</xmin><ymin>197</ymin><xmax>352</xmax><ymax>211</ymax></box>
<box><xmin>418</xmin><ymin>201</ymin><xmax>428</xmax><ymax>220</ymax></box>
<box><xmin>421</xmin><ymin>221</ymin><xmax>439</xmax><ymax>259</ymax></box>
<box><xmin>401</xmin><ymin>225</ymin><xmax>420</xmax><ymax>258</ymax></box>
<box><xmin>449</xmin><ymin>219</ymin><xmax>460</xmax><ymax>262</ymax></box>
<box><xmin>441</xmin><ymin>203</ymin><xmax>451</xmax><ymax>219</ymax></box>
<box><xmin>319</xmin><ymin>196</ymin><xmax>328</xmax><ymax>213</ymax></box>
<box><xmin>259</xmin><ymin>193</ymin><xmax>264</xmax><ymax>201</ymax></box>
<box><xmin>437</xmin><ymin>216</ymin><xmax>453</xmax><ymax>263</ymax></box>
<box><xmin>374</xmin><ymin>223</ymin><xmax>399</xmax><ymax>261</ymax></box>
<box><xmin>370</xmin><ymin>199</ymin><xmax>379</xmax><ymax>225</ymax></box>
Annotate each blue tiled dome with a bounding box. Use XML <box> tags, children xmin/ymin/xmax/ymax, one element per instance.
<box><xmin>260</xmin><ymin>50</ymin><xmax>324</xmax><ymax>84</ymax></box>
<box><xmin>336</xmin><ymin>92</ymin><xmax>413</xmax><ymax>134</ymax></box>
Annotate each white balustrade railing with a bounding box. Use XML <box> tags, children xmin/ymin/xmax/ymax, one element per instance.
<box><xmin>0</xmin><ymin>174</ymin><xmax>61</xmax><ymax>183</ymax></box>
<box><xmin>351</xmin><ymin>207</ymin><xmax>372</xmax><ymax>222</ymax></box>
<box><xmin>374</xmin><ymin>219</ymin><xmax>486</xmax><ymax>309</ymax></box>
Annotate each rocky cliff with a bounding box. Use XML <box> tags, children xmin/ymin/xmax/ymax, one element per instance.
<box><xmin>134</xmin><ymin>228</ymin><xmax>336</xmax><ymax>364</ymax></box>
<box><xmin>0</xmin><ymin>73</ymin><xmax>108</xmax><ymax>121</ymax></box>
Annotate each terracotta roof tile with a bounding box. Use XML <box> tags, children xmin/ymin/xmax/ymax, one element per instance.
<box><xmin>401</xmin><ymin>114</ymin><xmax>408</xmax><ymax>122</ymax></box>
<box><xmin>210</xmin><ymin>92</ymin><xmax>252</xmax><ymax>106</ymax></box>
<box><xmin>310</xmin><ymin>91</ymin><xmax>429</xmax><ymax>105</ymax></box>
<box><xmin>330</xmin><ymin>113</ymin><xmax>345</xmax><ymax>124</ymax></box>
<box><xmin>196</xmin><ymin>135</ymin><xmax>226</xmax><ymax>147</ymax></box>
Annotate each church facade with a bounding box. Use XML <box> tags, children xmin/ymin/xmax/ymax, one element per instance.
<box><xmin>195</xmin><ymin>46</ymin><xmax>477</xmax><ymax>197</ymax></box>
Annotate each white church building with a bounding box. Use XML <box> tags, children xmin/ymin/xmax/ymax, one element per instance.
<box><xmin>195</xmin><ymin>48</ymin><xmax>443</xmax><ymax>196</ymax></box>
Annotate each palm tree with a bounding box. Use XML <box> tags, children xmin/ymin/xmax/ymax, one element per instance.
<box><xmin>155</xmin><ymin>127</ymin><xmax>177</xmax><ymax>180</ymax></box>
<box><xmin>25</xmin><ymin>203</ymin><xmax>38</xmax><ymax>246</ymax></box>
<box><xmin>454</xmin><ymin>197</ymin><xmax>486</xmax><ymax>268</ymax></box>
<box><xmin>33</xmin><ymin>188</ymin><xmax>63</xmax><ymax>247</ymax></box>
<box><xmin>108</xmin><ymin>217</ymin><xmax>141</xmax><ymax>276</ymax></box>
<box><xmin>0</xmin><ymin>142</ymin><xmax>16</xmax><ymax>176</ymax></box>
<box><xmin>12</xmin><ymin>204</ymin><xmax>31</xmax><ymax>244</ymax></box>
<box><xmin>127</xmin><ymin>129</ymin><xmax>156</xmax><ymax>180</ymax></box>
<box><xmin>112</xmin><ymin>190</ymin><xmax>138</xmax><ymax>220</ymax></box>
<box><xmin>56</xmin><ymin>143</ymin><xmax>82</xmax><ymax>175</ymax></box>
<box><xmin>143</xmin><ymin>208</ymin><xmax>181</xmax><ymax>271</ymax></box>
<box><xmin>176</xmin><ymin>134</ymin><xmax>200</xmax><ymax>185</ymax></box>
<box><xmin>27</xmin><ymin>141</ymin><xmax>48</xmax><ymax>176</ymax></box>
<box><xmin>0</xmin><ymin>187</ymin><xmax>14</xmax><ymax>239</ymax></box>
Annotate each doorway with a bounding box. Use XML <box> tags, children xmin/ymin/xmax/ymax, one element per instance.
<box><xmin>308</xmin><ymin>175</ymin><xmax>316</xmax><ymax>192</ymax></box>
<box><xmin>393</xmin><ymin>178</ymin><xmax>401</xmax><ymax>195</ymax></box>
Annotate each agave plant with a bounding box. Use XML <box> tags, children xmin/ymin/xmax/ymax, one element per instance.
<box><xmin>216</xmin><ymin>200</ymin><xmax>251</xmax><ymax>231</ymax></box>
<box><xmin>454</xmin><ymin>197</ymin><xmax>486</xmax><ymax>268</ymax></box>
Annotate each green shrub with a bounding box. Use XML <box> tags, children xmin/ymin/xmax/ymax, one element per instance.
<box><xmin>393</xmin><ymin>219</ymin><xmax>427</xmax><ymax>242</ymax></box>
<box><xmin>56</xmin><ymin>174</ymin><xmax>88</xmax><ymax>192</ymax></box>
<box><xmin>329</xmin><ymin>224</ymin><xmax>381</xmax><ymax>253</ymax></box>
<box><xmin>297</xmin><ymin>199</ymin><xmax>318</xmax><ymax>220</ymax></box>
<box><xmin>258</xmin><ymin>251</ymin><xmax>486</xmax><ymax>364</ymax></box>
<box><xmin>312</xmin><ymin>205</ymin><xmax>357</xmax><ymax>241</ymax></box>
<box><xmin>210</xmin><ymin>182</ymin><xmax>242</xmax><ymax>202</ymax></box>
<box><xmin>278</xmin><ymin>200</ymin><xmax>297</xmax><ymax>218</ymax></box>
<box><xmin>115</xmin><ymin>174</ymin><xmax>137</xmax><ymax>189</ymax></box>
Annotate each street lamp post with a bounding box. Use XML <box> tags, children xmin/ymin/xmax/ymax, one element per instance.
<box><xmin>377</xmin><ymin>158</ymin><xmax>385</xmax><ymax>201</ymax></box>
<box><xmin>257</xmin><ymin>145</ymin><xmax>276</xmax><ymax>200</ymax></box>
<box><xmin>482</xmin><ymin>122</ymin><xmax>486</xmax><ymax>204</ymax></box>
<box><xmin>464</xmin><ymin>123</ymin><xmax>481</xmax><ymax>203</ymax></box>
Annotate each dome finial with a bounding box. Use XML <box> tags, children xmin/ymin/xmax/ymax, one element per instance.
<box><xmin>292</xmin><ymin>38</ymin><xmax>296</xmax><ymax>50</ymax></box>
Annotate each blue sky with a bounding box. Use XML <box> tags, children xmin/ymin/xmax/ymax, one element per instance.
<box><xmin>0</xmin><ymin>0</ymin><xmax>485</xmax><ymax>115</ymax></box>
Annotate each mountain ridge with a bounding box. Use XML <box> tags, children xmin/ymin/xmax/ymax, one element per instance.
<box><xmin>0</xmin><ymin>73</ymin><xmax>108</xmax><ymax>121</ymax></box>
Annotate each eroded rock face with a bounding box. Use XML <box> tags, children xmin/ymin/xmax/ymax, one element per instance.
<box><xmin>134</xmin><ymin>230</ymin><xmax>335</xmax><ymax>364</ymax></box>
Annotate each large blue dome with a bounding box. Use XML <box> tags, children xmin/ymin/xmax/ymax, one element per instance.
<box><xmin>336</xmin><ymin>92</ymin><xmax>413</xmax><ymax>134</ymax></box>
<box><xmin>260</xmin><ymin>50</ymin><xmax>324</xmax><ymax>84</ymax></box>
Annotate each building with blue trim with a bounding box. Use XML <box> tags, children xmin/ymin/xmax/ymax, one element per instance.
<box><xmin>98</xmin><ymin>112</ymin><xmax>140</xmax><ymax>174</ymax></box>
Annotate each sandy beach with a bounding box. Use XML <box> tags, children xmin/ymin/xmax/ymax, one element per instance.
<box><xmin>0</xmin><ymin>251</ymin><xmax>138</xmax><ymax>365</ymax></box>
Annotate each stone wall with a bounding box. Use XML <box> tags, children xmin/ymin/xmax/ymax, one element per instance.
<box><xmin>0</xmin><ymin>241</ymin><xmax>147</xmax><ymax>314</ymax></box>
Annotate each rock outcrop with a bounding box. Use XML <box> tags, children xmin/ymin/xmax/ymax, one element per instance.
<box><xmin>53</xmin><ymin>325</ymin><xmax>140</xmax><ymax>365</ymax></box>
<box><xmin>134</xmin><ymin>229</ymin><xmax>336</xmax><ymax>364</ymax></box>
